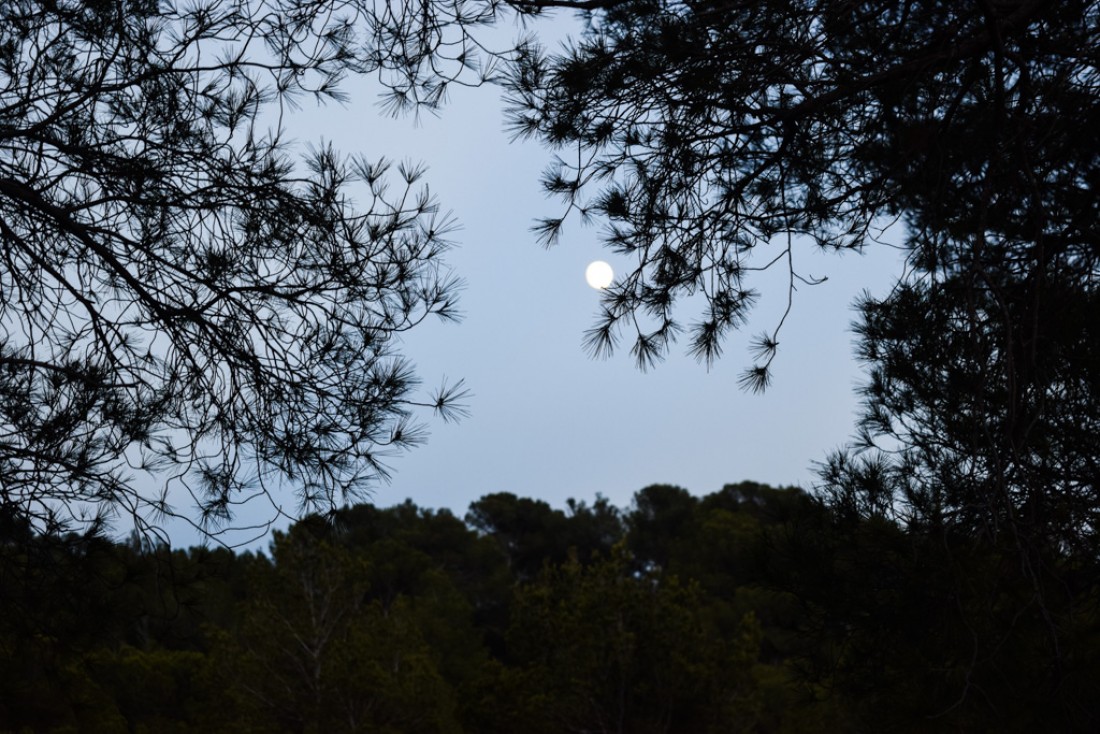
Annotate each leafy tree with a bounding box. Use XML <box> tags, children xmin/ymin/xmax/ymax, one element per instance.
<box><xmin>0</xmin><ymin>0</ymin><xmax>468</xmax><ymax>540</ymax></box>
<box><xmin>466</xmin><ymin>492</ymin><xmax>572</xmax><ymax>579</ymax></box>
<box><xmin>319</xmin><ymin>500</ymin><xmax>511</xmax><ymax>610</ymax></box>
<box><xmin>466</xmin><ymin>491</ymin><xmax>624</xmax><ymax>580</ymax></box>
<box><xmin>625</xmin><ymin>483</ymin><xmax>698</xmax><ymax>572</ymax></box>
<box><xmin>754</xmin><ymin>487</ymin><xmax>1100</xmax><ymax>731</ymax></box>
<box><xmin>563</xmin><ymin>493</ymin><xmax>624</xmax><ymax>560</ymax></box>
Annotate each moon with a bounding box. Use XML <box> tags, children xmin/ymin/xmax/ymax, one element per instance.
<box><xmin>585</xmin><ymin>260</ymin><xmax>614</xmax><ymax>290</ymax></box>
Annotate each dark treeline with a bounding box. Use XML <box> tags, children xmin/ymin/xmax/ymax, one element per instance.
<box><xmin>3</xmin><ymin>481</ymin><xmax>1097</xmax><ymax>733</ymax></box>
<box><xmin>3</xmin><ymin>1</ymin><xmax>1097</xmax><ymax>731</ymax></box>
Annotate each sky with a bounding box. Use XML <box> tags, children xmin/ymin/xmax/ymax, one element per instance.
<box><xmin>166</xmin><ymin>12</ymin><xmax>909</xmax><ymax>549</ymax></box>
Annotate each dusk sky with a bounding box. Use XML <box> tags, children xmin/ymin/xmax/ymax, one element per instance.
<box><xmin>169</xmin><ymin>13</ymin><xmax>909</xmax><ymax>549</ymax></box>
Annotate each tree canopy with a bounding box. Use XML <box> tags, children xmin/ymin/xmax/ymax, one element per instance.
<box><xmin>6</xmin><ymin>485</ymin><xmax>1096</xmax><ymax>731</ymax></box>
<box><xmin>502</xmin><ymin>0</ymin><xmax>1097</xmax><ymax>380</ymax></box>
<box><xmin>2</xmin><ymin>0</ymin><xmax>1098</xmax><ymax>725</ymax></box>
<box><xmin>2</xmin><ymin>0</ymin><xmax>1096</xmax><ymax>648</ymax></box>
<box><xmin>0</xmin><ymin>0</ymin><xmax>471</xmax><ymax>539</ymax></box>
<box><xmin>491</xmin><ymin>0</ymin><xmax>1099</xmax><ymax>712</ymax></box>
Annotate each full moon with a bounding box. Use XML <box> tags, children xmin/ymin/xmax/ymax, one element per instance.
<box><xmin>585</xmin><ymin>260</ymin><xmax>614</xmax><ymax>290</ymax></box>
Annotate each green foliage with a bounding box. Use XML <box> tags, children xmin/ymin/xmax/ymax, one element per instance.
<box><xmin>81</xmin><ymin>646</ymin><xmax>217</xmax><ymax>734</ymax></box>
<box><xmin>221</xmin><ymin>528</ymin><xmax>462</xmax><ymax>733</ymax></box>
<box><xmin>3</xmin><ymin>487</ymin><xmax>1099</xmax><ymax>731</ymax></box>
<box><xmin>626</xmin><ymin>484</ymin><xmax>698</xmax><ymax>572</ymax></box>
<box><xmin>508</xmin><ymin>543</ymin><xmax>763</xmax><ymax>733</ymax></box>
<box><xmin>466</xmin><ymin>491</ymin><xmax>623</xmax><ymax>579</ymax></box>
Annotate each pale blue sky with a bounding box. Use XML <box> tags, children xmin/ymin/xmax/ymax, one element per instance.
<box><xmin>163</xmin><ymin>12</ymin><xmax>908</xmax><ymax>548</ymax></box>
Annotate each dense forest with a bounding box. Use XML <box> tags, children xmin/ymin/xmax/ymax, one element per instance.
<box><xmin>3</xmin><ymin>0</ymin><xmax>1098</xmax><ymax>730</ymax></box>
<box><xmin>3</xmin><ymin>481</ymin><xmax>1097</xmax><ymax>732</ymax></box>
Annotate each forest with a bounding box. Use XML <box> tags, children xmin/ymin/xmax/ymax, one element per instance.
<box><xmin>4</xmin><ymin>481</ymin><xmax>1097</xmax><ymax>733</ymax></box>
<box><xmin>2</xmin><ymin>0</ymin><xmax>1098</xmax><ymax>730</ymax></box>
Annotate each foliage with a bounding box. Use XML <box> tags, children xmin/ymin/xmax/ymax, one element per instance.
<box><xmin>223</xmin><ymin>528</ymin><xmax>462</xmax><ymax>733</ymax></box>
<box><xmin>466</xmin><ymin>491</ymin><xmax>621</xmax><ymax>579</ymax></box>
<box><xmin>475</xmin><ymin>0</ymin><xmax>1098</xmax><ymax>719</ymax></box>
<box><xmin>825</xmin><ymin>270</ymin><xmax>1100</xmax><ymax>552</ymax></box>
<box><xmin>501</xmin><ymin>0</ymin><xmax>1098</xmax><ymax>380</ymax></box>
<box><xmin>3</xmin><ymin>487</ymin><xmax>1100</xmax><ymax>731</ymax></box>
<box><xmin>4</xmin><ymin>0</ymin><xmax>1098</xmax><ymax>730</ymax></box>
<box><xmin>0</xmin><ymin>0</ymin><xmax>469</xmax><ymax>540</ymax></box>
<box><xmin>508</xmin><ymin>543</ymin><xmax>763</xmax><ymax>733</ymax></box>
<box><xmin>813</xmin><ymin>268</ymin><xmax>1100</xmax><ymax>727</ymax></box>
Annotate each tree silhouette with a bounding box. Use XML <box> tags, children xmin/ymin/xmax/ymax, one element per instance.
<box><xmin>813</xmin><ymin>266</ymin><xmax>1100</xmax><ymax>718</ymax></box>
<box><xmin>0</xmin><ymin>0</ymin><xmax>469</xmax><ymax>541</ymax></box>
<box><xmin>503</xmin><ymin>0</ymin><xmax>1098</xmax><ymax>382</ymax></box>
